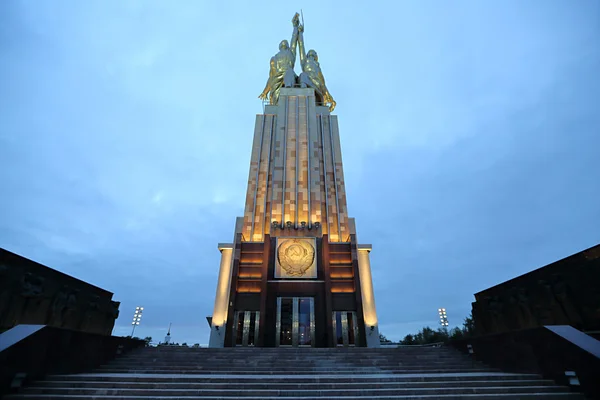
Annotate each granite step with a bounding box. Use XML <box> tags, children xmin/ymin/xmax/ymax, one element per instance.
<box><xmin>107</xmin><ymin>363</ymin><xmax>482</xmax><ymax>368</ymax></box>
<box><xmin>113</xmin><ymin>358</ymin><xmax>472</xmax><ymax>363</ymax></box>
<box><xmin>41</xmin><ymin>372</ymin><xmax>552</xmax><ymax>383</ymax></box>
<box><xmin>93</xmin><ymin>369</ymin><xmax>497</xmax><ymax>375</ymax></box>
<box><xmin>31</xmin><ymin>379</ymin><xmax>561</xmax><ymax>389</ymax></box>
<box><xmin>4</xmin><ymin>393</ymin><xmax>585</xmax><ymax>399</ymax></box>
<box><xmin>16</xmin><ymin>385</ymin><xmax>574</xmax><ymax>397</ymax></box>
<box><xmin>5</xmin><ymin>346</ymin><xmax>583</xmax><ymax>399</ymax></box>
<box><xmin>99</xmin><ymin>362</ymin><xmax>485</xmax><ymax>368</ymax></box>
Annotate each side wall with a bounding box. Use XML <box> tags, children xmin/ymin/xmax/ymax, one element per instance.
<box><xmin>472</xmin><ymin>244</ymin><xmax>600</xmax><ymax>336</ymax></box>
<box><xmin>0</xmin><ymin>248</ymin><xmax>119</xmax><ymax>336</ymax></box>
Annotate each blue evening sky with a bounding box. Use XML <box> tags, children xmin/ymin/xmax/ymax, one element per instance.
<box><xmin>1</xmin><ymin>1</ymin><xmax>599</xmax><ymax>344</ymax></box>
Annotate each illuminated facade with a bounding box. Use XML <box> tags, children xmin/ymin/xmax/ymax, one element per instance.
<box><xmin>208</xmin><ymin>87</ymin><xmax>380</xmax><ymax>348</ymax></box>
<box><xmin>209</xmin><ymin>14</ymin><xmax>379</xmax><ymax>347</ymax></box>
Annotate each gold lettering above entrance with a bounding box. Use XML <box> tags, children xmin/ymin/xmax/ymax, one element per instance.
<box><xmin>276</xmin><ymin>238</ymin><xmax>317</xmax><ymax>279</ymax></box>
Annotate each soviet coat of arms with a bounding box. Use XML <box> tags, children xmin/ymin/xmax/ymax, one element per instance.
<box><xmin>277</xmin><ymin>239</ymin><xmax>316</xmax><ymax>277</ymax></box>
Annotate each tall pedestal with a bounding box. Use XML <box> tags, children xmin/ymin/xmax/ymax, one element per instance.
<box><xmin>209</xmin><ymin>88</ymin><xmax>379</xmax><ymax>347</ymax></box>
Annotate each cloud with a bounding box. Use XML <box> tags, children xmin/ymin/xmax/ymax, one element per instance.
<box><xmin>1</xmin><ymin>1</ymin><xmax>599</xmax><ymax>344</ymax></box>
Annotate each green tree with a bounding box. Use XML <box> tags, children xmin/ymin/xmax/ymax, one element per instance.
<box><xmin>398</xmin><ymin>311</ymin><xmax>478</xmax><ymax>345</ymax></box>
<box><xmin>449</xmin><ymin>327</ymin><xmax>464</xmax><ymax>340</ymax></box>
<box><xmin>143</xmin><ymin>336</ymin><xmax>152</xmax><ymax>347</ymax></box>
<box><xmin>400</xmin><ymin>334</ymin><xmax>416</xmax><ymax>345</ymax></box>
<box><xmin>462</xmin><ymin>312</ymin><xmax>475</xmax><ymax>337</ymax></box>
<box><xmin>400</xmin><ymin>327</ymin><xmax>449</xmax><ymax>345</ymax></box>
<box><xmin>379</xmin><ymin>333</ymin><xmax>392</xmax><ymax>343</ymax></box>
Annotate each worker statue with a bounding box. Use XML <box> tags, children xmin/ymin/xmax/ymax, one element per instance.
<box><xmin>258</xmin><ymin>13</ymin><xmax>301</xmax><ymax>106</ymax></box>
<box><xmin>296</xmin><ymin>23</ymin><xmax>336</xmax><ymax>112</ymax></box>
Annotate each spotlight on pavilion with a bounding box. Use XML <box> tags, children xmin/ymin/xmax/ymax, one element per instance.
<box><xmin>131</xmin><ymin>306</ymin><xmax>143</xmax><ymax>336</ymax></box>
<box><xmin>438</xmin><ymin>308</ymin><xmax>449</xmax><ymax>328</ymax></box>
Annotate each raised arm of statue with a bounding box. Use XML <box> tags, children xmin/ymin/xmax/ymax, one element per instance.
<box><xmin>290</xmin><ymin>13</ymin><xmax>300</xmax><ymax>61</ymax></box>
<box><xmin>297</xmin><ymin>25</ymin><xmax>307</xmax><ymax>68</ymax></box>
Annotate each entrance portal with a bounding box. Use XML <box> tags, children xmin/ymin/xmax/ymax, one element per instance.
<box><xmin>333</xmin><ymin>311</ymin><xmax>359</xmax><ymax>346</ymax></box>
<box><xmin>232</xmin><ymin>311</ymin><xmax>260</xmax><ymax>346</ymax></box>
<box><xmin>276</xmin><ymin>297</ymin><xmax>315</xmax><ymax>347</ymax></box>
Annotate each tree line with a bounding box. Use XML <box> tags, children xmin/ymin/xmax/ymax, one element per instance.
<box><xmin>380</xmin><ymin>313</ymin><xmax>475</xmax><ymax>345</ymax></box>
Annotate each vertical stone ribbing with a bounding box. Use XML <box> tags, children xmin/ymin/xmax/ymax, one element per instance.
<box><xmin>318</xmin><ymin>114</ymin><xmax>330</xmax><ymax>237</ymax></box>
<box><xmin>241</xmin><ymin>88</ymin><xmax>349</xmax><ymax>242</ymax></box>
<box><xmin>331</xmin><ymin>115</ymin><xmax>349</xmax><ymax>242</ymax></box>
<box><xmin>251</xmin><ymin>115</ymin><xmax>275</xmax><ymax>241</ymax></box>
<box><xmin>242</xmin><ymin>117</ymin><xmax>265</xmax><ymax>241</ymax></box>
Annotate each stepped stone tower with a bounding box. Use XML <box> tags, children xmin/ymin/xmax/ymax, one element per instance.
<box><xmin>209</xmin><ymin>13</ymin><xmax>379</xmax><ymax>348</ymax></box>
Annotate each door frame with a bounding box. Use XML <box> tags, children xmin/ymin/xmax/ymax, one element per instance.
<box><xmin>275</xmin><ymin>297</ymin><xmax>315</xmax><ymax>347</ymax></box>
<box><xmin>232</xmin><ymin>311</ymin><xmax>260</xmax><ymax>346</ymax></box>
<box><xmin>332</xmin><ymin>311</ymin><xmax>359</xmax><ymax>347</ymax></box>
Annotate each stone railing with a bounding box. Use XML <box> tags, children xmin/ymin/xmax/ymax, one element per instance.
<box><xmin>449</xmin><ymin>325</ymin><xmax>600</xmax><ymax>399</ymax></box>
<box><xmin>0</xmin><ymin>325</ymin><xmax>145</xmax><ymax>396</ymax></box>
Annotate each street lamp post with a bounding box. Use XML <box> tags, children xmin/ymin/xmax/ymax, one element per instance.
<box><xmin>131</xmin><ymin>306</ymin><xmax>143</xmax><ymax>337</ymax></box>
<box><xmin>438</xmin><ymin>308</ymin><xmax>449</xmax><ymax>328</ymax></box>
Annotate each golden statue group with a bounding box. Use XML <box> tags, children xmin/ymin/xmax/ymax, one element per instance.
<box><xmin>259</xmin><ymin>13</ymin><xmax>336</xmax><ymax>112</ymax></box>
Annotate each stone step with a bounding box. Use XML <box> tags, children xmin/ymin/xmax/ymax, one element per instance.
<box><xmin>32</xmin><ymin>379</ymin><xmax>559</xmax><ymax>389</ymax></box>
<box><xmin>96</xmin><ymin>368</ymin><xmax>492</xmax><ymax>373</ymax></box>
<box><xmin>91</xmin><ymin>370</ymin><xmax>501</xmax><ymax>375</ymax></box>
<box><xmin>123</xmin><ymin>354</ymin><xmax>464</xmax><ymax>358</ymax></box>
<box><xmin>113</xmin><ymin>357</ymin><xmax>482</xmax><ymax>364</ymax></box>
<box><xmin>117</xmin><ymin>356</ymin><xmax>467</xmax><ymax>360</ymax></box>
<box><xmin>17</xmin><ymin>385</ymin><xmax>574</xmax><ymax>397</ymax></box>
<box><xmin>114</xmin><ymin>358</ymin><xmax>470</xmax><ymax>363</ymax></box>
<box><xmin>102</xmin><ymin>364</ymin><xmax>482</xmax><ymax>369</ymax></box>
<box><xmin>113</xmin><ymin>354</ymin><xmax>473</xmax><ymax>358</ymax></box>
<box><xmin>101</xmin><ymin>361</ymin><xmax>482</xmax><ymax>367</ymax></box>
<box><xmin>42</xmin><ymin>373</ymin><xmax>548</xmax><ymax>383</ymax></box>
<box><xmin>119</xmin><ymin>349</ymin><xmax>462</xmax><ymax>358</ymax></box>
<box><xmin>97</xmin><ymin>363</ymin><xmax>491</xmax><ymax>369</ymax></box>
<box><xmin>135</xmin><ymin>352</ymin><xmax>459</xmax><ymax>354</ymax></box>
<box><xmin>4</xmin><ymin>393</ymin><xmax>585</xmax><ymax>399</ymax></box>
<box><xmin>111</xmin><ymin>357</ymin><xmax>478</xmax><ymax>361</ymax></box>
<box><xmin>113</xmin><ymin>357</ymin><xmax>480</xmax><ymax>364</ymax></box>
<box><xmin>7</xmin><ymin>346</ymin><xmax>584</xmax><ymax>399</ymax></box>
<box><xmin>119</xmin><ymin>351</ymin><xmax>464</xmax><ymax>359</ymax></box>
<box><xmin>118</xmin><ymin>358</ymin><xmax>470</xmax><ymax>362</ymax></box>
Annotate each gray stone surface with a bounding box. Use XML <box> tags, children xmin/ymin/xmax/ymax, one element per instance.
<box><xmin>4</xmin><ymin>346</ymin><xmax>584</xmax><ymax>399</ymax></box>
<box><xmin>0</xmin><ymin>324</ymin><xmax>44</xmax><ymax>352</ymax></box>
<box><xmin>545</xmin><ymin>325</ymin><xmax>600</xmax><ymax>358</ymax></box>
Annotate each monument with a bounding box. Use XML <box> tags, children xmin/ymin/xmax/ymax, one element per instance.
<box><xmin>209</xmin><ymin>13</ymin><xmax>379</xmax><ymax>348</ymax></box>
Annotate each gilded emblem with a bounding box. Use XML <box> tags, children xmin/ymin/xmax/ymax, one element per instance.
<box><xmin>277</xmin><ymin>239</ymin><xmax>315</xmax><ymax>277</ymax></box>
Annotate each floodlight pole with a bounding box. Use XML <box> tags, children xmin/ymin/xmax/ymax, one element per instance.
<box><xmin>438</xmin><ymin>308</ymin><xmax>449</xmax><ymax>329</ymax></box>
<box><xmin>131</xmin><ymin>306</ymin><xmax>144</xmax><ymax>337</ymax></box>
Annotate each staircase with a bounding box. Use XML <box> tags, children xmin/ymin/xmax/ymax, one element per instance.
<box><xmin>6</xmin><ymin>346</ymin><xmax>584</xmax><ymax>399</ymax></box>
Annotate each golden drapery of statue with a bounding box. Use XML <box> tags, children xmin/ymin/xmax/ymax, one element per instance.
<box><xmin>259</xmin><ymin>12</ymin><xmax>336</xmax><ymax>112</ymax></box>
<box><xmin>296</xmin><ymin>23</ymin><xmax>336</xmax><ymax>112</ymax></box>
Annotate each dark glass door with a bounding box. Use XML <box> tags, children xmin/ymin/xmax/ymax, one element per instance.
<box><xmin>232</xmin><ymin>311</ymin><xmax>260</xmax><ymax>346</ymax></box>
<box><xmin>332</xmin><ymin>311</ymin><xmax>358</xmax><ymax>346</ymax></box>
<box><xmin>276</xmin><ymin>297</ymin><xmax>314</xmax><ymax>347</ymax></box>
<box><xmin>278</xmin><ymin>298</ymin><xmax>293</xmax><ymax>346</ymax></box>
